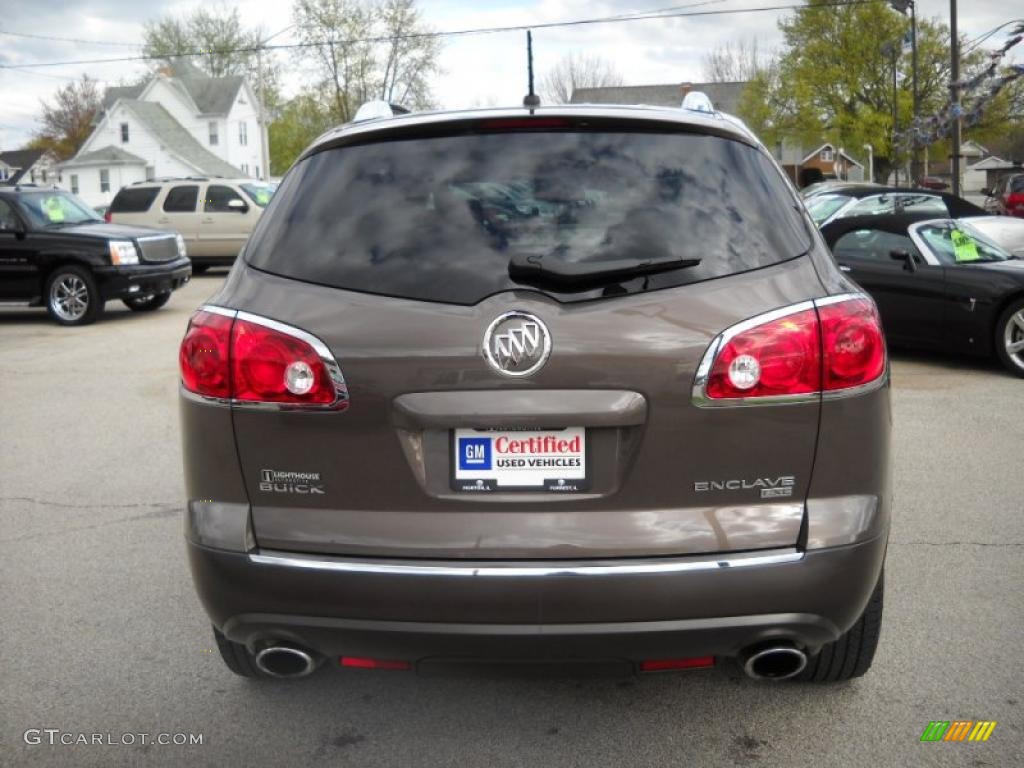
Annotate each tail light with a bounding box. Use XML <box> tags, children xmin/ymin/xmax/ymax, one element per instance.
<box><xmin>1007</xmin><ymin>192</ymin><xmax>1024</xmax><ymax>211</ymax></box>
<box><xmin>179</xmin><ymin>307</ymin><xmax>347</xmax><ymax>409</ymax></box>
<box><xmin>695</xmin><ymin>294</ymin><xmax>885</xmax><ymax>404</ymax></box>
<box><xmin>104</xmin><ymin>211</ymin><xmax>112</xmax><ymax>223</ymax></box>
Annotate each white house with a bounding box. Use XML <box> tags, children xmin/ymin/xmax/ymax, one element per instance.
<box><xmin>60</xmin><ymin>61</ymin><xmax>266</xmax><ymax>207</ymax></box>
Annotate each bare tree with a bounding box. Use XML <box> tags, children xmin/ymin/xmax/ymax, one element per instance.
<box><xmin>32</xmin><ymin>75</ymin><xmax>101</xmax><ymax>160</ymax></box>
<box><xmin>293</xmin><ymin>0</ymin><xmax>440</xmax><ymax>124</ymax></box>
<box><xmin>541</xmin><ymin>52</ymin><xmax>624</xmax><ymax>104</ymax></box>
<box><xmin>702</xmin><ymin>38</ymin><xmax>768</xmax><ymax>83</ymax></box>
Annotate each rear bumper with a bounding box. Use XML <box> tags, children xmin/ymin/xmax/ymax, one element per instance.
<box><xmin>95</xmin><ymin>259</ymin><xmax>191</xmax><ymax>300</ymax></box>
<box><xmin>188</xmin><ymin>532</ymin><xmax>887</xmax><ymax>663</ymax></box>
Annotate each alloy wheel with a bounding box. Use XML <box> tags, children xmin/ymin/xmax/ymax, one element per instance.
<box><xmin>1005</xmin><ymin>309</ymin><xmax>1024</xmax><ymax>369</ymax></box>
<box><xmin>49</xmin><ymin>274</ymin><xmax>90</xmax><ymax>322</ymax></box>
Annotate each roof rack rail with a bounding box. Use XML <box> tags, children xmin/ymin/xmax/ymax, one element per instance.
<box><xmin>134</xmin><ymin>176</ymin><xmax>212</xmax><ymax>185</ymax></box>
<box><xmin>681</xmin><ymin>91</ymin><xmax>715</xmax><ymax>115</ymax></box>
<box><xmin>352</xmin><ymin>100</ymin><xmax>411</xmax><ymax>123</ymax></box>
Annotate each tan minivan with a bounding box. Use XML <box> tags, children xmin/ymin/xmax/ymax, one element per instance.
<box><xmin>108</xmin><ymin>178</ymin><xmax>275</xmax><ymax>272</ymax></box>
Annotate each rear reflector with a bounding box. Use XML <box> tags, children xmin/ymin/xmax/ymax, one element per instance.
<box><xmin>697</xmin><ymin>293</ymin><xmax>886</xmax><ymax>403</ymax></box>
<box><xmin>340</xmin><ymin>656</ymin><xmax>411</xmax><ymax>671</ymax></box>
<box><xmin>640</xmin><ymin>656</ymin><xmax>715</xmax><ymax>672</ymax></box>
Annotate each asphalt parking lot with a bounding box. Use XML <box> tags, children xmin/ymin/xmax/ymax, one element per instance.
<box><xmin>1</xmin><ymin>272</ymin><xmax>1022</xmax><ymax>768</ymax></box>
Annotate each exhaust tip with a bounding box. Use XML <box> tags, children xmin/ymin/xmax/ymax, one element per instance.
<box><xmin>254</xmin><ymin>644</ymin><xmax>317</xmax><ymax>678</ymax></box>
<box><xmin>742</xmin><ymin>645</ymin><xmax>808</xmax><ymax>681</ymax></box>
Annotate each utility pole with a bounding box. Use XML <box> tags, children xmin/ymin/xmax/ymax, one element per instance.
<box><xmin>950</xmin><ymin>0</ymin><xmax>962</xmax><ymax>196</ymax></box>
<box><xmin>882</xmin><ymin>41</ymin><xmax>899</xmax><ymax>186</ymax></box>
<box><xmin>890</xmin><ymin>2</ymin><xmax>920</xmax><ymax>183</ymax></box>
<box><xmin>257</xmin><ymin>47</ymin><xmax>270</xmax><ymax>181</ymax></box>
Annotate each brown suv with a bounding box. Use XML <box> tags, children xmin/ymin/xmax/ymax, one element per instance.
<box><xmin>180</xmin><ymin>100</ymin><xmax>891</xmax><ymax>682</ymax></box>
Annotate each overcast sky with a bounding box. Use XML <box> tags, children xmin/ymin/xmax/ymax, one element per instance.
<box><xmin>0</xmin><ymin>0</ymin><xmax>1018</xmax><ymax>149</ymax></box>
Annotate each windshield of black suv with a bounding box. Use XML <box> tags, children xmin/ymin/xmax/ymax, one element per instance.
<box><xmin>240</xmin><ymin>182</ymin><xmax>276</xmax><ymax>208</ymax></box>
<box><xmin>246</xmin><ymin>128</ymin><xmax>811</xmax><ymax>305</ymax></box>
<box><xmin>16</xmin><ymin>190</ymin><xmax>102</xmax><ymax>228</ymax></box>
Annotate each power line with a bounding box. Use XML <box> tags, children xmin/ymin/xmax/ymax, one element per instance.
<box><xmin>0</xmin><ymin>1</ymin><xmax>877</xmax><ymax>71</ymax></box>
<box><xmin>0</xmin><ymin>27</ymin><xmax>140</xmax><ymax>47</ymax></box>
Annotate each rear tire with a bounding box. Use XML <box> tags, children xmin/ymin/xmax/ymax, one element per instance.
<box><xmin>995</xmin><ymin>299</ymin><xmax>1024</xmax><ymax>378</ymax></box>
<box><xmin>45</xmin><ymin>265</ymin><xmax>102</xmax><ymax>326</ymax></box>
<box><xmin>122</xmin><ymin>292</ymin><xmax>171</xmax><ymax>312</ymax></box>
<box><xmin>797</xmin><ymin>572</ymin><xmax>883</xmax><ymax>682</ymax></box>
<box><xmin>213</xmin><ymin>626</ymin><xmax>261</xmax><ymax>678</ymax></box>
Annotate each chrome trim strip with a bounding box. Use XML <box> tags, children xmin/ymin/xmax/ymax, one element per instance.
<box><xmin>192</xmin><ymin>305</ymin><xmax>349</xmax><ymax>412</ymax></box>
<box><xmin>199</xmin><ymin>304</ymin><xmax>237</xmax><ymax>319</ymax></box>
<box><xmin>691</xmin><ymin>292</ymin><xmax>884</xmax><ymax>408</ymax></box>
<box><xmin>248</xmin><ymin>548</ymin><xmax>803</xmax><ymax>577</ymax></box>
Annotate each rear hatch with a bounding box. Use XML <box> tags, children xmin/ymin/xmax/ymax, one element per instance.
<box><xmin>228</xmin><ymin>115</ymin><xmax>825</xmax><ymax>559</ymax></box>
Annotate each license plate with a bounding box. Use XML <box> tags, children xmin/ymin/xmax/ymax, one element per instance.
<box><xmin>452</xmin><ymin>427</ymin><xmax>587</xmax><ymax>492</ymax></box>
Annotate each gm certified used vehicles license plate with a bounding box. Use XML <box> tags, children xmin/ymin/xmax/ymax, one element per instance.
<box><xmin>452</xmin><ymin>427</ymin><xmax>587</xmax><ymax>492</ymax></box>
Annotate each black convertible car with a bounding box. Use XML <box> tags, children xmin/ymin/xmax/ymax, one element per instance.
<box><xmin>820</xmin><ymin>213</ymin><xmax>1024</xmax><ymax>377</ymax></box>
<box><xmin>806</xmin><ymin>184</ymin><xmax>986</xmax><ymax>227</ymax></box>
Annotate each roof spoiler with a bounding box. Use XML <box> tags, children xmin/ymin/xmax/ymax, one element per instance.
<box><xmin>352</xmin><ymin>100</ymin><xmax>411</xmax><ymax>123</ymax></box>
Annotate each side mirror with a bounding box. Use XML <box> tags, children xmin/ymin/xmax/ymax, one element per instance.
<box><xmin>980</xmin><ymin>188</ymin><xmax>992</xmax><ymax>197</ymax></box>
<box><xmin>227</xmin><ymin>198</ymin><xmax>248</xmax><ymax>213</ymax></box>
<box><xmin>890</xmin><ymin>249</ymin><xmax>917</xmax><ymax>272</ymax></box>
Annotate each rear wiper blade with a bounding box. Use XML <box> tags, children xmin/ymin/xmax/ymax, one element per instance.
<box><xmin>508</xmin><ymin>252</ymin><xmax>701</xmax><ymax>289</ymax></box>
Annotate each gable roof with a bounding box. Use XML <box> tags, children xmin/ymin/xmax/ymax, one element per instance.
<box><xmin>569</xmin><ymin>81</ymin><xmax>747</xmax><ymax>115</ymax></box>
<box><xmin>0</xmin><ymin>149</ymin><xmax>46</xmax><ymax>182</ymax></box>
<box><xmin>118</xmin><ymin>99</ymin><xmax>240</xmax><ymax>176</ymax></box>
<box><xmin>166</xmin><ymin>60</ymin><xmax>245</xmax><ymax>115</ymax></box>
<box><xmin>0</xmin><ymin>149</ymin><xmax>46</xmax><ymax>183</ymax></box>
<box><xmin>101</xmin><ymin>84</ymin><xmax>146</xmax><ymax>111</ymax></box>
<box><xmin>800</xmin><ymin>143</ymin><xmax>864</xmax><ymax>168</ymax></box>
<box><xmin>60</xmin><ymin>145</ymin><xmax>147</xmax><ymax>168</ymax></box>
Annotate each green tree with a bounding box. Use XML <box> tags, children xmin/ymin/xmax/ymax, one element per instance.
<box><xmin>292</xmin><ymin>0</ymin><xmax>440</xmax><ymax>124</ymax></box>
<box><xmin>143</xmin><ymin>5</ymin><xmax>282</xmax><ymax>111</ymax></box>
<box><xmin>269</xmin><ymin>92</ymin><xmax>333</xmax><ymax>175</ymax></box>
<box><xmin>736</xmin><ymin>0</ymin><xmax>1011</xmax><ymax>183</ymax></box>
<box><xmin>31</xmin><ymin>75</ymin><xmax>101</xmax><ymax>160</ymax></box>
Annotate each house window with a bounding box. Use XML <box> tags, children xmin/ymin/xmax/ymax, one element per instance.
<box><xmin>255</xmin><ymin>165</ymin><xmax>260</xmax><ymax>179</ymax></box>
<box><xmin>121</xmin><ymin>123</ymin><xmax>130</xmax><ymax>143</ymax></box>
<box><xmin>30</xmin><ymin>170</ymin><xmax>36</xmax><ymax>182</ymax></box>
<box><xmin>240</xmin><ymin>163</ymin><xmax>249</xmax><ymax>176</ymax></box>
<box><xmin>209</xmin><ymin>121</ymin><xmax>219</xmax><ymax>146</ymax></box>
<box><xmin>100</xmin><ymin>169</ymin><xmax>110</xmax><ymax>193</ymax></box>
<box><xmin>239</xmin><ymin>121</ymin><xmax>248</xmax><ymax>146</ymax></box>
<box><xmin>145</xmin><ymin>165</ymin><xmax>155</xmax><ymax>181</ymax></box>
<box><xmin>71</xmin><ymin>174</ymin><xmax>79</xmax><ymax>194</ymax></box>
<box><xmin>42</xmin><ymin>170</ymin><xmax>47</xmax><ymax>182</ymax></box>
<box><xmin>821</xmin><ymin>148</ymin><xmax>834</xmax><ymax>162</ymax></box>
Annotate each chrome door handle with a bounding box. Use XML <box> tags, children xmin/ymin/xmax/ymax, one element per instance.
<box><xmin>839</xmin><ymin>265</ymin><xmax>852</xmax><ymax>273</ymax></box>
<box><xmin>157</xmin><ymin>218</ymin><xmax>170</xmax><ymax>224</ymax></box>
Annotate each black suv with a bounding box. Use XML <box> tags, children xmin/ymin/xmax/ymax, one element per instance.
<box><xmin>0</xmin><ymin>186</ymin><xmax>191</xmax><ymax>325</ymax></box>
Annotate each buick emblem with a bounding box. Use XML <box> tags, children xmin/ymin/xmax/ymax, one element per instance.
<box><xmin>483</xmin><ymin>311</ymin><xmax>551</xmax><ymax>377</ymax></box>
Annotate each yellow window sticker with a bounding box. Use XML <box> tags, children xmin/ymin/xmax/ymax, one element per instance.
<box><xmin>44</xmin><ymin>197</ymin><xmax>65</xmax><ymax>223</ymax></box>
<box><xmin>950</xmin><ymin>229</ymin><xmax>979</xmax><ymax>262</ymax></box>
<box><xmin>255</xmin><ymin>191</ymin><xmax>270</xmax><ymax>205</ymax></box>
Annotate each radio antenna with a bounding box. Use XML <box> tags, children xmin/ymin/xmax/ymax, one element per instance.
<box><xmin>523</xmin><ymin>30</ymin><xmax>540</xmax><ymax>109</ymax></box>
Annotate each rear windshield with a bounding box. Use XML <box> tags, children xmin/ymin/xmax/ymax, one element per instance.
<box><xmin>246</xmin><ymin>130</ymin><xmax>810</xmax><ymax>304</ymax></box>
<box><xmin>110</xmin><ymin>187</ymin><xmax>159</xmax><ymax>213</ymax></box>
<box><xmin>1010</xmin><ymin>176</ymin><xmax>1024</xmax><ymax>194</ymax></box>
